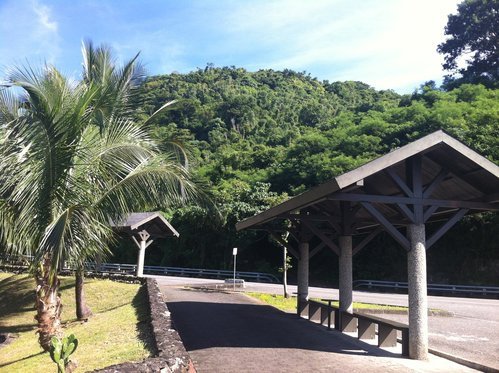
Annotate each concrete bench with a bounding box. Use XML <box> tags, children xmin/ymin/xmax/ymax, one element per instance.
<box><xmin>353</xmin><ymin>312</ymin><xmax>409</xmax><ymax>355</ymax></box>
<box><xmin>298</xmin><ymin>299</ymin><xmax>409</xmax><ymax>356</ymax></box>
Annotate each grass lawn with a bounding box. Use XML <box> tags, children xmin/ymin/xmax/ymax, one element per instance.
<box><xmin>247</xmin><ymin>292</ymin><xmax>409</xmax><ymax>313</ymax></box>
<box><xmin>0</xmin><ymin>272</ymin><xmax>154</xmax><ymax>372</ymax></box>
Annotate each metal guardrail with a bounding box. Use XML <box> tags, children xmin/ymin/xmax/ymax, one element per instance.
<box><xmin>353</xmin><ymin>279</ymin><xmax>499</xmax><ymax>298</ymax></box>
<box><xmin>0</xmin><ymin>255</ymin><xmax>280</xmax><ymax>283</ymax></box>
<box><xmin>84</xmin><ymin>262</ymin><xmax>280</xmax><ymax>284</ymax></box>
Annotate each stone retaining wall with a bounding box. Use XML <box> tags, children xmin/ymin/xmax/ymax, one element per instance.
<box><xmin>96</xmin><ymin>278</ymin><xmax>195</xmax><ymax>372</ymax></box>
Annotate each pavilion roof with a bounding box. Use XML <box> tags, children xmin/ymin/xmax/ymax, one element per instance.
<box><xmin>112</xmin><ymin>212</ymin><xmax>179</xmax><ymax>238</ymax></box>
<box><xmin>236</xmin><ymin>130</ymin><xmax>499</xmax><ymax>235</ymax></box>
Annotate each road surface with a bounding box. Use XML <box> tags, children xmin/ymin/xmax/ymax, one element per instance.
<box><xmin>160</xmin><ymin>285</ymin><xmax>477</xmax><ymax>372</ymax></box>
<box><xmin>151</xmin><ymin>275</ymin><xmax>499</xmax><ymax>371</ymax></box>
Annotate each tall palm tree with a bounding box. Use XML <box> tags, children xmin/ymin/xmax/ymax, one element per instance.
<box><xmin>0</xmin><ymin>59</ymin><xmax>197</xmax><ymax>350</ymax></box>
<box><xmin>74</xmin><ymin>41</ymin><xmax>159</xmax><ymax>320</ymax></box>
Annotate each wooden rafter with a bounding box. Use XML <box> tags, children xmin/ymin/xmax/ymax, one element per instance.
<box><xmin>327</xmin><ymin>193</ymin><xmax>498</xmax><ymax>211</ymax></box>
<box><xmin>300</xmin><ymin>220</ymin><xmax>340</xmax><ymax>255</ymax></box>
<box><xmin>425</xmin><ymin>153</ymin><xmax>489</xmax><ymax>195</ymax></box>
<box><xmin>397</xmin><ymin>203</ymin><xmax>415</xmax><ymax>223</ymax></box>
<box><xmin>423</xmin><ymin>169</ymin><xmax>449</xmax><ymax>198</ymax></box>
<box><xmin>278</xmin><ymin>213</ymin><xmax>341</xmax><ymax>223</ymax></box>
<box><xmin>423</xmin><ymin>205</ymin><xmax>439</xmax><ymax>222</ymax></box>
<box><xmin>309</xmin><ymin>242</ymin><xmax>326</xmax><ymax>259</ymax></box>
<box><xmin>353</xmin><ymin>227</ymin><xmax>383</xmax><ymax>256</ymax></box>
<box><xmin>386</xmin><ymin>168</ymin><xmax>413</xmax><ymax>197</ymax></box>
<box><xmin>361</xmin><ymin>202</ymin><xmax>410</xmax><ymax>250</ymax></box>
<box><xmin>427</xmin><ymin>209</ymin><xmax>469</xmax><ymax>249</ymax></box>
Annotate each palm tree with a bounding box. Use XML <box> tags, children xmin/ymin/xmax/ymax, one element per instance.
<box><xmin>73</xmin><ymin>41</ymin><xmax>154</xmax><ymax>320</ymax></box>
<box><xmin>0</xmin><ymin>57</ymin><xmax>197</xmax><ymax>350</ymax></box>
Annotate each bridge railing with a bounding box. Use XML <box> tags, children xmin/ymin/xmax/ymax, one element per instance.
<box><xmin>353</xmin><ymin>279</ymin><xmax>499</xmax><ymax>298</ymax></box>
<box><xmin>84</xmin><ymin>262</ymin><xmax>280</xmax><ymax>283</ymax></box>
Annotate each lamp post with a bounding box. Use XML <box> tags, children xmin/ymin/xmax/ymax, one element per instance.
<box><xmin>233</xmin><ymin>247</ymin><xmax>238</xmax><ymax>291</ymax></box>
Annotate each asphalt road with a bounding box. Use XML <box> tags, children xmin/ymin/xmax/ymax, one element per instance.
<box><xmin>151</xmin><ymin>275</ymin><xmax>499</xmax><ymax>371</ymax></box>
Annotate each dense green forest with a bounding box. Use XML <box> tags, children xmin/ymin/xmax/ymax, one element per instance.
<box><xmin>111</xmin><ymin>0</ymin><xmax>499</xmax><ymax>286</ymax></box>
<box><xmin>109</xmin><ymin>66</ymin><xmax>498</xmax><ymax>286</ymax></box>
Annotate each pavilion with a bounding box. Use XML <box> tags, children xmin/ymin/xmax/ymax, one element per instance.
<box><xmin>111</xmin><ymin>212</ymin><xmax>179</xmax><ymax>277</ymax></box>
<box><xmin>236</xmin><ymin>130</ymin><xmax>499</xmax><ymax>360</ymax></box>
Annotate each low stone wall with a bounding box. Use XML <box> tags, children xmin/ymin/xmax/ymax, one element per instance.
<box><xmin>96</xmin><ymin>278</ymin><xmax>195</xmax><ymax>372</ymax></box>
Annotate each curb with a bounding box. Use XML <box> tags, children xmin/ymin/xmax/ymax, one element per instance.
<box><xmin>428</xmin><ymin>348</ymin><xmax>498</xmax><ymax>373</ymax></box>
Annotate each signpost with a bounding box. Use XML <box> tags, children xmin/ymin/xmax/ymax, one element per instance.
<box><xmin>233</xmin><ymin>247</ymin><xmax>238</xmax><ymax>291</ymax></box>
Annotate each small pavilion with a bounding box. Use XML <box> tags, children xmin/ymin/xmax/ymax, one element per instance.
<box><xmin>112</xmin><ymin>212</ymin><xmax>179</xmax><ymax>277</ymax></box>
<box><xmin>236</xmin><ymin>130</ymin><xmax>499</xmax><ymax>360</ymax></box>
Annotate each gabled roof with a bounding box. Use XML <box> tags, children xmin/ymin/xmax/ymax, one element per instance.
<box><xmin>112</xmin><ymin>212</ymin><xmax>179</xmax><ymax>238</ymax></box>
<box><xmin>236</xmin><ymin>130</ymin><xmax>499</xmax><ymax>231</ymax></box>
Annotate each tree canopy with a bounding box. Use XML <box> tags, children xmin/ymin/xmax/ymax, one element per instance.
<box><xmin>134</xmin><ymin>66</ymin><xmax>499</xmax><ymax>285</ymax></box>
<box><xmin>438</xmin><ymin>0</ymin><xmax>499</xmax><ymax>87</ymax></box>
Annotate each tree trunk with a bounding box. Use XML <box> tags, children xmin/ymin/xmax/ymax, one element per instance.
<box><xmin>35</xmin><ymin>256</ymin><xmax>62</xmax><ymax>351</ymax></box>
<box><xmin>283</xmin><ymin>246</ymin><xmax>290</xmax><ymax>298</ymax></box>
<box><xmin>75</xmin><ymin>269</ymin><xmax>92</xmax><ymax>320</ymax></box>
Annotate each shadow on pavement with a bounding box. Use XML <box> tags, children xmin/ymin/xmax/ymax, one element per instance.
<box><xmin>167</xmin><ymin>297</ymin><xmax>400</xmax><ymax>358</ymax></box>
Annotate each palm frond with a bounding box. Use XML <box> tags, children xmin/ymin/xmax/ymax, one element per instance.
<box><xmin>143</xmin><ymin>100</ymin><xmax>178</xmax><ymax>127</ymax></box>
<box><xmin>0</xmin><ymin>41</ymin><xmax>208</xmax><ymax>286</ymax></box>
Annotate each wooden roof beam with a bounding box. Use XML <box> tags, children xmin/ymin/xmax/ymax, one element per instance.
<box><xmin>425</xmin><ymin>153</ymin><xmax>490</xmax><ymax>196</ymax></box>
<box><xmin>309</xmin><ymin>242</ymin><xmax>326</xmax><ymax>259</ymax></box>
<box><xmin>361</xmin><ymin>202</ymin><xmax>410</xmax><ymax>250</ymax></box>
<box><xmin>300</xmin><ymin>219</ymin><xmax>339</xmax><ymax>255</ymax></box>
<box><xmin>423</xmin><ymin>169</ymin><xmax>449</xmax><ymax>198</ymax></box>
<box><xmin>353</xmin><ymin>227</ymin><xmax>383</xmax><ymax>256</ymax></box>
<box><xmin>427</xmin><ymin>208</ymin><xmax>469</xmax><ymax>249</ymax></box>
<box><xmin>386</xmin><ymin>168</ymin><xmax>414</xmax><ymax>197</ymax></box>
<box><xmin>328</xmin><ymin>193</ymin><xmax>499</xmax><ymax>211</ymax></box>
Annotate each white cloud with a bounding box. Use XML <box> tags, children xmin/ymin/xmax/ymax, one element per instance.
<box><xmin>33</xmin><ymin>1</ymin><xmax>58</xmax><ymax>32</ymax></box>
<box><xmin>213</xmin><ymin>0</ymin><xmax>460</xmax><ymax>92</ymax></box>
<box><xmin>0</xmin><ymin>0</ymin><xmax>61</xmax><ymax>71</ymax></box>
<box><xmin>0</xmin><ymin>0</ymin><xmax>461</xmax><ymax>92</ymax></box>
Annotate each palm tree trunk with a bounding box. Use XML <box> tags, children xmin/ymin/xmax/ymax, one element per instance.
<box><xmin>35</xmin><ymin>256</ymin><xmax>62</xmax><ymax>351</ymax></box>
<box><xmin>75</xmin><ymin>269</ymin><xmax>92</xmax><ymax>320</ymax></box>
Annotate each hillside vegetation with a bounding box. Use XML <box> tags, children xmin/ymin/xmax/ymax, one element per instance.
<box><xmin>112</xmin><ymin>67</ymin><xmax>499</xmax><ymax>286</ymax></box>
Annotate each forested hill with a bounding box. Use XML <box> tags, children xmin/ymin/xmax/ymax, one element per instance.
<box><xmin>139</xmin><ymin>67</ymin><xmax>497</xmax><ymax>194</ymax></box>
<box><xmin>127</xmin><ymin>66</ymin><xmax>499</xmax><ymax>285</ymax></box>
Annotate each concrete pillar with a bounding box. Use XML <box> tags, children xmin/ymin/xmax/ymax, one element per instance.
<box><xmin>407</xmin><ymin>224</ymin><xmax>428</xmax><ymax>360</ymax></box>
<box><xmin>136</xmin><ymin>240</ymin><xmax>146</xmax><ymax>277</ymax></box>
<box><xmin>339</xmin><ymin>235</ymin><xmax>353</xmax><ymax>313</ymax></box>
<box><xmin>297</xmin><ymin>241</ymin><xmax>309</xmax><ymax>301</ymax></box>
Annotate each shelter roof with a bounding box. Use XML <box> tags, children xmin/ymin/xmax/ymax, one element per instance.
<box><xmin>236</xmin><ymin>130</ymin><xmax>499</xmax><ymax>233</ymax></box>
<box><xmin>112</xmin><ymin>212</ymin><xmax>179</xmax><ymax>238</ymax></box>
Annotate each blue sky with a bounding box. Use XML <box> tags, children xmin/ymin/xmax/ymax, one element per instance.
<box><xmin>0</xmin><ymin>0</ymin><xmax>460</xmax><ymax>93</ymax></box>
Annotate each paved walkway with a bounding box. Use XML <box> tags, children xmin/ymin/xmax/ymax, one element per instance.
<box><xmin>159</xmin><ymin>285</ymin><xmax>477</xmax><ymax>373</ymax></box>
